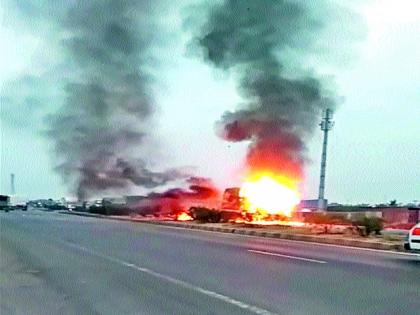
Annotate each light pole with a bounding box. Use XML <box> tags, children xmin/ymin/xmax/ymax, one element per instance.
<box><xmin>318</xmin><ymin>109</ymin><xmax>334</xmax><ymax>210</ymax></box>
<box><xmin>10</xmin><ymin>173</ymin><xmax>16</xmax><ymax>195</ymax></box>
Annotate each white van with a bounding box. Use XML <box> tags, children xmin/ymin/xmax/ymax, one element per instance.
<box><xmin>404</xmin><ymin>223</ymin><xmax>420</xmax><ymax>251</ymax></box>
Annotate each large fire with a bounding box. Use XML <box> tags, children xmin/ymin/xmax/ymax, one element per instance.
<box><xmin>239</xmin><ymin>174</ymin><xmax>300</xmax><ymax>218</ymax></box>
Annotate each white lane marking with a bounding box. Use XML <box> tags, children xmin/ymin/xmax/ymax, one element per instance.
<box><xmin>248</xmin><ymin>249</ymin><xmax>327</xmax><ymax>264</ymax></box>
<box><xmin>147</xmin><ymin>224</ymin><xmax>420</xmax><ymax>257</ymax></box>
<box><xmin>63</xmin><ymin>242</ymin><xmax>278</xmax><ymax>315</ymax></box>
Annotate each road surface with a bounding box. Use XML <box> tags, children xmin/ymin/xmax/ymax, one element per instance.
<box><xmin>1</xmin><ymin>210</ymin><xmax>419</xmax><ymax>315</ymax></box>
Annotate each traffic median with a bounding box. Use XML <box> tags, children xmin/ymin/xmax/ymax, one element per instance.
<box><xmin>61</xmin><ymin>210</ymin><xmax>406</xmax><ymax>252</ymax></box>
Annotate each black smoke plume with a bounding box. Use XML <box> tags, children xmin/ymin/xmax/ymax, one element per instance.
<box><xmin>5</xmin><ymin>0</ymin><xmax>184</xmax><ymax>200</ymax></box>
<box><xmin>193</xmin><ymin>0</ymin><xmax>359</xmax><ymax>179</ymax></box>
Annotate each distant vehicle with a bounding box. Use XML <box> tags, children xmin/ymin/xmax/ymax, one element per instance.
<box><xmin>11</xmin><ymin>204</ymin><xmax>27</xmax><ymax>211</ymax></box>
<box><xmin>404</xmin><ymin>223</ymin><xmax>420</xmax><ymax>251</ymax></box>
<box><xmin>0</xmin><ymin>195</ymin><xmax>10</xmax><ymax>211</ymax></box>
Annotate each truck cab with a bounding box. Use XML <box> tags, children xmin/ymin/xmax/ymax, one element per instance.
<box><xmin>221</xmin><ymin>187</ymin><xmax>242</xmax><ymax>211</ymax></box>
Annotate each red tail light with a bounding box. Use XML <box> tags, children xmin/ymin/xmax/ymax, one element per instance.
<box><xmin>413</xmin><ymin>228</ymin><xmax>420</xmax><ymax>236</ymax></box>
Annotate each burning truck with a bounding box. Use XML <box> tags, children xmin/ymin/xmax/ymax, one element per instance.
<box><xmin>89</xmin><ymin>173</ymin><xmax>302</xmax><ymax>224</ymax></box>
<box><xmin>220</xmin><ymin>174</ymin><xmax>301</xmax><ymax>223</ymax></box>
<box><xmin>171</xmin><ymin>173</ymin><xmax>302</xmax><ymax>224</ymax></box>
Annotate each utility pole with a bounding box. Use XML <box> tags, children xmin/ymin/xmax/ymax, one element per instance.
<box><xmin>318</xmin><ymin>109</ymin><xmax>334</xmax><ymax>210</ymax></box>
<box><xmin>10</xmin><ymin>173</ymin><xmax>16</xmax><ymax>195</ymax></box>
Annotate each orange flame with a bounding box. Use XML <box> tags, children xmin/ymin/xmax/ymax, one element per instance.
<box><xmin>176</xmin><ymin>212</ymin><xmax>193</xmax><ymax>221</ymax></box>
<box><xmin>234</xmin><ymin>218</ymin><xmax>305</xmax><ymax>227</ymax></box>
<box><xmin>239</xmin><ymin>174</ymin><xmax>300</xmax><ymax>218</ymax></box>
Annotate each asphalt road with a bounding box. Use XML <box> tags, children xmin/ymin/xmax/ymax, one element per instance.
<box><xmin>1</xmin><ymin>211</ymin><xmax>419</xmax><ymax>315</ymax></box>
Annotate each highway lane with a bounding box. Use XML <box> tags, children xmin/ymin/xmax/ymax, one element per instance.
<box><xmin>1</xmin><ymin>211</ymin><xmax>419</xmax><ymax>315</ymax></box>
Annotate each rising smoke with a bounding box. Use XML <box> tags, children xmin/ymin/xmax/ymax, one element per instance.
<box><xmin>53</xmin><ymin>1</ymin><xmax>185</xmax><ymax>200</ymax></box>
<box><xmin>4</xmin><ymin>0</ymin><xmax>186</xmax><ymax>200</ymax></box>
<box><xmin>193</xmin><ymin>0</ymin><xmax>359</xmax><ymax>179</ymax></box>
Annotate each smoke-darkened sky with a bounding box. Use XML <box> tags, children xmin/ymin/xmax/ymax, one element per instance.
<box><xmin>1</xmin><ymin>0</ymin><xmax>419</xmax><ymax>204</ymax></box>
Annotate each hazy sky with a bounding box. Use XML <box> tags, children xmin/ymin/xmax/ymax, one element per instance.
<box><xmin>1</xmin><ymin>0</ymin><xmax>419</xmax><ymax>204</ymax></box>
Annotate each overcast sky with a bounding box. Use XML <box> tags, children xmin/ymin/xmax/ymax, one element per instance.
<box><xmin>1</xmin><ymin>0</ymin><xmax>419</xmax><ymax>204</ymax></box>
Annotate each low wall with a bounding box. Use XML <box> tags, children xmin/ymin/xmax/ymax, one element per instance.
<box><xmin>326</xmin><ymin>207</ymin><xmax>419</xmax><ymax>224</ymax></box>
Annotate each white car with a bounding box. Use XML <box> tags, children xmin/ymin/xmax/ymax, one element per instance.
<box><xmin>404</xmin><ymin>223</ymin><xmax>420</xmax><ymax>251</ymax></box>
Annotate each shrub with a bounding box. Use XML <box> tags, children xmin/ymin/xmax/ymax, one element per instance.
<box><xmin>190</xmin><ymin>207</ymin><xmax>221</xmax><ymax>223</ymax></box>
<box><xmin>353</xmin><ymin>216</ymin><xmax>384</xmax><ymax>236</ymax></box>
